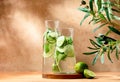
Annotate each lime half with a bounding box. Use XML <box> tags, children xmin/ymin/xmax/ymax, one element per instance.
<box><xmin>84</xmin><ymin>69</ymin><xmax>95</xmax><ymax>79</ymax></box>
<box><xmin>57</xmin><ymin>36</ymin><xmax>66</xmax><ymax>47</ymax></box>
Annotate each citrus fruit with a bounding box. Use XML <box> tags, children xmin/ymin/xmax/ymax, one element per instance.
<box><xmin>74</xmin><ymin>62</ymin><xmax>88</xmax><ymax>73</ymax></box>
<box><xmin>84</xmin><ymin>69</ymin><xmax>95</xmax><ymax>79</ymax></box>
<box><xmin>56</xmin><ymin>36</ymin><xmax>66</xmax><ymax>47</ymax></box>
<box><xmin>65</xmin><ymin>45</ymin><xmax>74</xmax><ymax>57</ymax></box>
<box><xmin>46</xmin><ymin>34</ymin><xmax>56</xmax><ymax>44</ymax></box>
<box><xmin>56</xmin><ymin>46</ymin><xmax>66</xmax><ymax>53</ymax></box>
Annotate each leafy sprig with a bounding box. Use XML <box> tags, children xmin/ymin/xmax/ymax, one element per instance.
<box><xmin>83</xmin><ymin>34</ymin><xmax>120</xmax><ymax>65</ymax></box>
<box><xmin>79</xmin><ymin>0</ymin><xmax>120</xmax><ymax>64</ymax></box>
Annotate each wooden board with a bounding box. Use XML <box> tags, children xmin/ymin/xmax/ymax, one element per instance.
<box><xmin>42</xmin><ymin>73</ymin><xmax>83</xmax><ymax>79</ymax></box>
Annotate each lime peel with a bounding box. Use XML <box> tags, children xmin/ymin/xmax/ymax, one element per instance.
<box><xmin>84</xmin><ymin>69</ymin><xmax>96</xmax><ymax>79</ymax></box>
<box><xmin>74</xmin><ymin>62</ymin><xmax>88</xmax><ymax>73</ymax></box>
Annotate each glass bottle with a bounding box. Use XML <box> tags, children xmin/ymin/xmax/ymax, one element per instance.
<box><xmin>42</xmin><ymin>20</ymin><xmax>59</xmax><ymax>76</ymax></box>
<box><xmin>42</xmin><ymin>20</ymin><xmax>76</xmax><ymax>78</ymax></box>
<box><xmin>53</xmin><ymin>28</ymin><xmax>76</xmax><ymax>74</ymax></box>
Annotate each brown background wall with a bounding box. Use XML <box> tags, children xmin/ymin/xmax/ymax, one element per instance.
<box><xmin>0</xmin><ymin>0</ymin><xmax>120</xmax><ymax>72</ymax></box>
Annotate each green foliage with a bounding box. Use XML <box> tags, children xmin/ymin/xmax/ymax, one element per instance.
<box><xmin>79</xmin><ymin>0</ymin><xmax>120</xmax><ymax>64</ymax></box>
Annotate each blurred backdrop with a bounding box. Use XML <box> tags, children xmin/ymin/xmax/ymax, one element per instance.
<box><xmin>0</xmin><ymin>0</ymin><xmax>120</xmax><ymax>72</ymax></box>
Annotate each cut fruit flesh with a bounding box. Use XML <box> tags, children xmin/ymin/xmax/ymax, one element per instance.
<box><xmin>57</xmin><ymin>36</ymin><xmax>66</xmax><ymax>47</ymax></box>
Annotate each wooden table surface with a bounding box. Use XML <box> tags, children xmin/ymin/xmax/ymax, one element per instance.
<box><xmin>0</xmin><ymin>72</ymin><xmax>120</xmax><ymax>82</ymax></box>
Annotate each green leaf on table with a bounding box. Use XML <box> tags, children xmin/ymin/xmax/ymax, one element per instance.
<box><xmin>108</xmin><ymin>26</ymin><xmax>120</xmax><ymax>35</ymax></box>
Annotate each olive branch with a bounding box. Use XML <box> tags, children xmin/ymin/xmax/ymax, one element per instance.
<box><xmin>79</xmin><ymin>0</ymin><xmax>120</xmax><ymax>65</ymax></box>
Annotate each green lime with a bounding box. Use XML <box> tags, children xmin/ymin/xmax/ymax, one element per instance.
<box><xmin>65</xmin><ymin>45</ymin><xmax>74</xmax><ymax>57</ymax></box>
<box><xmin>56</xmin><ymin>36</ymin><xmax>66</xmax><ymax>47</ymax></box>
<box><xmin>56</xmin><ymin>46</ymin><xmax>66</xmax><ymax>53</ymax></box>
<box><xmin>74</xmin><ymin>62</ymin><xmax>88</xmax><ymax>73</ymax></box>
<box><xmin>48</xmin><ymin>32</ymin><xmax>58</xmax><ymax>38</ymax></box>
<box><xmin>46</xmin><ymin>34</ymin><xmax>56</xmax><ymax>44</ymax></box>
<box><xmin>84</xmin><ymin>69</ymin><xmax>95</xmax><ymax>79</ymax></box>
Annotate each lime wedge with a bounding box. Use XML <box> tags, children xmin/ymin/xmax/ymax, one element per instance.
<box><xmin>84</xmin><ymin>69</ymin><xmax>95</xmax><ymax>79</ymax></box>
<box><xmin>48</xmin><ymin>32</ymin><xmax>58</xmax><ymax>38</ymax></box>
<box><xmin>46</xmin><ymin>33</ymin><xmax>56</xmax><ymax>44</ymax></box>
<box><xmin>57</xmin><ymin>36</ymin><xmax>66</xmax><ymax>47</ymax></box>
<box><xmin>65</xmin><ymin>45</ymin><xmax>74</xmax><ymax>57</ymax></box>
<box><xmin>56</xmin><ymin>46</ymin><xmax>66</xmax><ymax>53</ymax></box>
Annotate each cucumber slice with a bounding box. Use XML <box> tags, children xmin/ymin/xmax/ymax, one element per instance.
<box><xmin>57</xmin><ymin>36</ymin><xmax>66</xmax><ymax>47</ymax></box>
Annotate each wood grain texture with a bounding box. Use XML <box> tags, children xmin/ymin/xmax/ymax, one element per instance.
<box><xmin>0</xmin><ymin>72</ymin><xmax>120</xmax><ymax>82</ymax></box>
